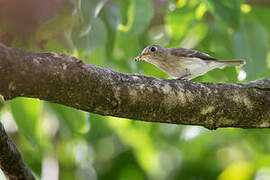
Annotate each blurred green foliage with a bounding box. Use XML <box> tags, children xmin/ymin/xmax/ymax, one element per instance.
<box><xmin>1</xmin><ymin>0</ymin><xmax>270</xmax><ymax>179</ymax></box>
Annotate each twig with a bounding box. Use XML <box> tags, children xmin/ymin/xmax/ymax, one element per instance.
<box><xmin>0</xmin><ymin>121</ymin><xmax>35</xmax><ymax>180</ymax></box>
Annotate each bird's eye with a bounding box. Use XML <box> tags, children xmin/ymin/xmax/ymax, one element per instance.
<box><xmin>150</xmin><ymin>46</ymin><xmax>157</xmax><ymax>52</ymax></box>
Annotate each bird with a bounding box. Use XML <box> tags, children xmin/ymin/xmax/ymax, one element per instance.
<box><xmin>135</xmin><ymin>44</ymin><xmax>245</xmax><ymax>80</ymax></box>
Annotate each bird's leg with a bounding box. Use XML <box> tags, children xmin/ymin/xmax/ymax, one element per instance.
<box><xmin>176</xmin><ymin>69</ymin><xmax>191</xmax><ymax>80</ymax></box>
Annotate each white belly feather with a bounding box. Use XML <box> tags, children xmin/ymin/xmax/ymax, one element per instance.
<box><xmin>147</xmin><ymin>57</ymin><xmax>224</xmax><ymax>80</ymax></box>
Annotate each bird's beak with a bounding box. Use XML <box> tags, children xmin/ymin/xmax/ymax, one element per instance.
<box><xmin>135</xmin><ymin>53</ymin><xmax>149</xmax><ymax>61</ymax></box>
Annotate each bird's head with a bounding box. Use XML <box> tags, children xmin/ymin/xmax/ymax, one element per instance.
<box><xmin>135</xmin><ymin>44</ymin><xmax>167</xmax><ymax>62</ymax></box>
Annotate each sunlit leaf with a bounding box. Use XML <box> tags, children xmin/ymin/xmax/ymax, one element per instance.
<box><xmin>118</xmin><ymin>0</ymin><xmax>153</xmax><ymax>35</ymax></box>
<box><xmin>218</xmin><ymin>161</ymin><xmax>254</xmax><ymax>180</ymax></box>
<box><xmin>108</xmin><ymin>117</ymin><xmax>162</xmax><ymax>179</ymax></box>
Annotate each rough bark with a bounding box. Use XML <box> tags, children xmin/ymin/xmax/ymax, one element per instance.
<box><xmin>0</xmin><ymin>43</ymin><xmax>270</xmax><ymax>130</ymax></box>
<box><xmin>0</xmin><ymin>121</ymin><xmax>35</xmax><ymax>180</ymax></box>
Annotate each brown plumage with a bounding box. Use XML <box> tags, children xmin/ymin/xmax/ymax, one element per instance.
<box><xmin>135</xmin><ymin>45</ymin><xmax>245</xmax><ymax>80</ymax></box>
<box><xmin>169</xmin><ymin>48</ymin><xmax>217</xmax><ymax>60</ymax></box>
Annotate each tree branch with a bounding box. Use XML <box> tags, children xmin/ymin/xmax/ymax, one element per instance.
<box><xmin>0</xmin><ymin>43</ymin><xmax>270</xmax><ymax>130</ymax></box>
<box><xmin>0</xmin><ymin>121</ymin><xmax>35</xmax><ymax>180</ymax></box>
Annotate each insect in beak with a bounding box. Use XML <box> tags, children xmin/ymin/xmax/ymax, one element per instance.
<box><xmin>135</xmin><ymin>53</ymin><xmax>150</xmax><ymax>61</ymax></box>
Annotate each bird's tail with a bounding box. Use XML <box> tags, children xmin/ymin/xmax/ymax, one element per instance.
<box><xmin>217</xmin><ymin>59</ymin><xmax>246</xmax><ymax>66</ymax></box>
<box><xmin>207</xmin><ymin>59</ymin><xmax>246</xmax><ymax>69</ymax></box>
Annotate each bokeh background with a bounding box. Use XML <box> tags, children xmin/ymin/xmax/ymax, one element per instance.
<box><xmin>0</xmin><ymin>0</ymin><xmax>270</xmax><ymax>179</ymax></box>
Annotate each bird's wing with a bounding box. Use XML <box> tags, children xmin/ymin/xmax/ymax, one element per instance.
<box><xmin>169</xmin><ymin>48</ymin><xmax>217</xmax><ymax>61</ymax></box>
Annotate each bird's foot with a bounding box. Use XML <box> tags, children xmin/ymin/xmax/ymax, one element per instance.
<box><xmin>176</xmin><ymin>72</ymin><xmax>191</xmax><ymax>81</ymax></box>
<box><xmin>176</xmin><ymin>77</ymin><xmax>189</xmax><ymax>81</ymax></box>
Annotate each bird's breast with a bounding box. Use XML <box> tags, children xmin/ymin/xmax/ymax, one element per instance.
<box><xmin>148</xmin><ymin>57</ymin><xmax>210</xmax><ymax>77</ymax></box>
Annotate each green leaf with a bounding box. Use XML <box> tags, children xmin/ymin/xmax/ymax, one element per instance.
<box><xmin>205</xmin><ymin>0</ymin><xmax>240</xmax><ymax>29</ymax></box>
<box><xmin>73</xmin><ymin>17</ymin><xmax>107</xmax><ymax>56</ymax></box>
<box><xmin>232</xmin><ymin>20</ymin><xmax>269</xmax><ymax>80</ymax></box>
<box><xmin>250</xmin><ymin>6</ymin><xmax>270</xmax><ymax>35</ymax></box>
<box><xmin>118</xmin><ymin>0</ymin><xmax>153</xmax><ymax>35</ymax></box>
<box><xmin>72</xmin><ymin>0</ymin><xmax>107</xmax><ymax>54</ymax></box>
<box><xmin>115</xmin><ymin>0</ymin><xmax>130</xmax><ymax>25</ymax></box>
<box><xmin>116</xmin><ymin>33</ymin><xmax>141</xmax><ymax>58</ymax></box>
<box><xmin>180</xmin><ymin>22</ymin><xmax>208</xmax><ymax>48</ymax></box>
<box><xmin>87</xmin><ymin>18</ymin><xmax>107</xmax><ymax>53</ymax></box>
<box><xmin>9</xmin><ymin>98</ymin><xmax>41</xmax><ymax>144</ymax></box>
<box><xmin>101</xmin><ymin>5</ymin><xmax>121</xmax><ymax>59</ymax></box>
<box><xmin>108</xmin><ymin>117</ymin><xmax>161</xmax><ymax>179</ymax></box>
<box><xmin>48</xmin><ymin>103</ymin><xmax>89</xmax><ymax>136</ymax></box>
<box><xmin>77</xmin><ymin>0</ymin><xmax>108</xmax><ymax>33</ymax></box>
<box><xmin>251</xmin><ymin>6</ymin><xmax>270</xmax><ymax>48</ymax></box>
<box><xmin>166</xmin><ymin>7</ymin><xmax>195</xmax><ymax>45</ymax></box>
